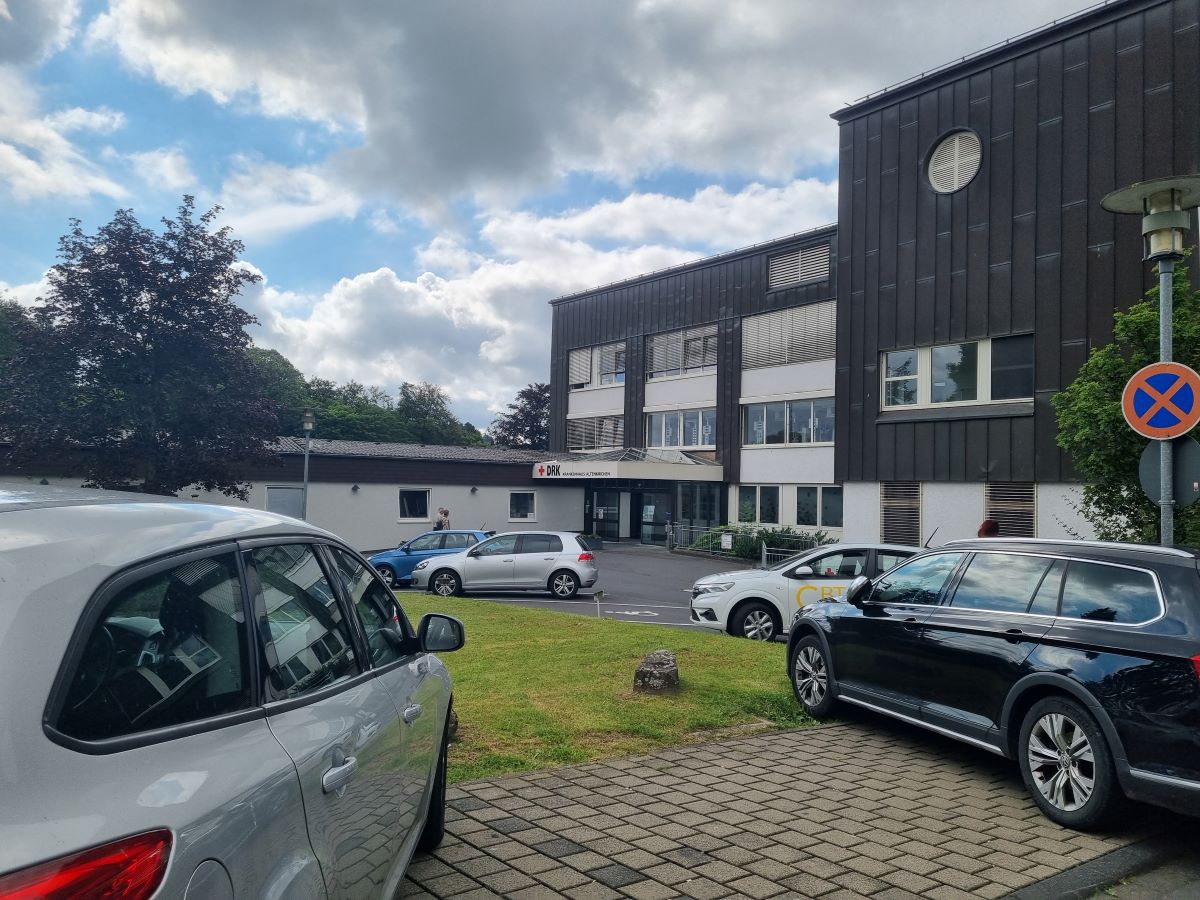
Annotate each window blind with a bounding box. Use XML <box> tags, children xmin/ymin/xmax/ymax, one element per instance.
<box><xmin>742</xmin><ymin>300</ymin><xmax>836</xmax><ymax>369</ymax></box>
<box><xmin>566</xmin><ymin>415</ymin><xmax>625</xmax><ymax>450</ymax></box>
<box><xmin>985</xmin><ymin>483</ymin><xmax>1036</xmax><ymax>538</ymax></box>
<box><xmin>768</xmin><ymin>243</ymin><xmax>831</xmax><ymax>289</ymax></box>
<box><xmin>568</xmin><ymin>348</ymin><xmax>591</xmax><ymax>388</ymax></box>
<box><xmin>881</xmin><ymin>481</ymin><xmax>921</xmax><ymax>546</ymax></box>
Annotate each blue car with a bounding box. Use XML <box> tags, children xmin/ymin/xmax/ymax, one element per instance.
<box><xmin>369</xmin><ymin>530</ymin><xmax>490</xmax><ymax>588</ymax></box>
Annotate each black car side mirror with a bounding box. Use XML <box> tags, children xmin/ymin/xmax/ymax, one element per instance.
<box><xmin>419</xmin><ymin>613</ymin><xmax>466</xmax><ymax>653</ymax></box>
<box><xmin>846</xmin><ymin>575</ymin><xmax>872</xmax><ymax>608</ymax></box>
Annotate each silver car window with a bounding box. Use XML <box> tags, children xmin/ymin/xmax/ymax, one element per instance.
<box><xmin>327</xmin><ymin>547</ymin><xmax>410</xmax><ymax>667</ymax></box>
<box><xmin>518</xmin><ymin>534</ymin><xmax>563</xmax><ymax>554</ymax></box>
<box><xmin>250</xmin><ymin>544</ymin><xmax>361</xmax><ymax>701</ymax></box>
<box><xmin>57</xmin><ymin>552</ymin><xmax>251</xmax><ymax>741</ymax></box>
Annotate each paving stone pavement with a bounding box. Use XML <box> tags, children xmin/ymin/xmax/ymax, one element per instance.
<box><xmin>399</xmin><ymin>715</ymin><xmax>1169</xmax><ymax>900</ymax></box>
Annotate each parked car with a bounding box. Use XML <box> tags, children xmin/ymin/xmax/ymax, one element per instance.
<box><xmin>410</xmin><ymin>530</ymin><xmax>598</xmax><ymax>599</ymax></box>
<box><xmin>690</xmin><ymin>543</ymin><xmax>919</xmax><ymax>641</ymax></box>
<box><xmin>0</xmin><ymin>483</ymin><xmax>464</xmax><ymax>899</ymax></box>
<box><xmin>369</xmin><ymin>529</ymin><xmax>491</xmax><ymax>588</ymax></box>
<box><xmin>787</xmin><ymin>537</ymin><xmax>1200</xmax><ymax>829</ymax></box>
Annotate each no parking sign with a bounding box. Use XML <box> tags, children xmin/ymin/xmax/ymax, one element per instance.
<box><xmin>1122</xmin><ymin>362</ymin><xmax>1200</xmax><ymax>440</ymax></box>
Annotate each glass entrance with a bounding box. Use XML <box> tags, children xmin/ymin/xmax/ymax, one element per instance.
<box><xmin>676</xmin><ymin>483</ymin><xmax>720</xmax><ymax>532</ymax></box>
<box><xmin>592</xmin><ymin>490</ymin><xmax>620</xmax><ymax>541</ymax></box>
<box><xmin>638</xmin><ymin>491</ymin><xmax>672</xmax><ymax>545</ymax></box>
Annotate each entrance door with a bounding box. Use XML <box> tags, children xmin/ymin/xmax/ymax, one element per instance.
<box><xmin>592</xmin><ymin>490</ymin><xmax>620</xmax><ymax>541</ymax></box>
<box><xmin>638</xmin><ymin>491</ymin><xmax>672</xmax><ymax>545</ymax></box>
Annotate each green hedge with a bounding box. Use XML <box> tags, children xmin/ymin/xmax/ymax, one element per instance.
<box><xmin>685</xmin><ymin>525</ymin><xmax>831</xmax><ymax>560</ymax></box>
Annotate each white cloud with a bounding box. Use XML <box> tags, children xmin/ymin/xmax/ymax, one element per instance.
<box><xmin>0</xmin><ymin>69</ymin><xmax>129</xmax><ymax>201</ymax></box>
<box><xmin>126</xmin><ymin>147</ymin><xmax>194</xmax><ymax>190</ymax></box>
<box><xmin>87</xmin><ymin>0</ymin><xmax>1087</xmax><ymax>214</ymax></box>
<box><xmin>45</xmin><ymin>106</ymin><xmax>125</xmax><ymax>133</ymax></box>
<box><xmin>242</xmin><ymin>178</ymin><xmax>827</xmax><ymax>424</ymax></box>
<box><xmin>216</xmin><ymin>156</ymin><xmax>360</xmax><ymax>241</ymax></box>
<box><xmin>0</xmin><ymin>0</ymin><xmax>80</xmax><ymax>64</ymax></box>
<box><xmin>0</xmin><ymin>274</ymin><xmax>47</xmax><ymax>307</ymax></box>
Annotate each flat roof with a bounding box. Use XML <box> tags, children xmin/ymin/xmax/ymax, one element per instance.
<box><xmin>272</xmin><ymin>437</ymin><xmax>548</xmax><ymax>465</ymax></box>
<box><xmin>549</xmin><ymin>223</ymin><xmax>836</xmax><ymax>307</ymax></box>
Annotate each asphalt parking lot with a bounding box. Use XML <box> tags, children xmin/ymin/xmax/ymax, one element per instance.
<box><xmin>453</xmin><ymin>544</ymin><xmax>753</xmax><ymax>630</ymax></box>
<box><xmin>402</xmin><ymin>711</ymin><xmax>1180</xmax><ymax>900</ymax></box>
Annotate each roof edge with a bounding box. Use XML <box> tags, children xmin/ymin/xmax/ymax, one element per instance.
<box><xmin>549</xmin><ymin>223</ymin><xmax>837</xmax><ymax>307</ymax></box>
<box><xmin>832</xmin><ymin>0</ymin><xmax>1158</xmax><ymax>123</ymax></box>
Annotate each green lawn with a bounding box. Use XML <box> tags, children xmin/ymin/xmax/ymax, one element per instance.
<box><xmin>397</xmin><ymin>593</ymin><xmax>812</xmax><ymax>783</ymax></box>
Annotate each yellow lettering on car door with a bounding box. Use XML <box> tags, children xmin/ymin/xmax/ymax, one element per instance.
<box><xmin>796</xmin><ymin>585</ymin><xmax>818</xmax><ymax>607</ymax></box>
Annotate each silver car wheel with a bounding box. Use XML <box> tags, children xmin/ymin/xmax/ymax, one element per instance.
<box><xmin>378</xmin><ymin>566</ymin><xmax>395</xmax><ymax>588</ymax></box>
<box><xmin>1027</xmin><ymin>712</ymin><xmax>1095</xmax><ymax>812</ymax></box>
<box><xmin>552</xmin><ymin>573</ymin><xmax>577</xmax><ymax>596</ymax></box>
<box><xmin>432</xmin><ymin>572</ymin><xmax>458</xmax><ymax>597</ymax></box>
<box><xmin>794</xmin><ymin>646</ymin><xmax>827</xmax><ymax>709</ymax></box>
<box><xmin>742</xmin><ymin>609</ymin><xmax>775</xmax><ymax>640</ymax></box>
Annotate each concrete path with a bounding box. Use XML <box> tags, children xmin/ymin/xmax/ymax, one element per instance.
<box><xmin>401</xmin><ymin>713</ymin><xmax>1172</xmax><ymax>899</ymax></box>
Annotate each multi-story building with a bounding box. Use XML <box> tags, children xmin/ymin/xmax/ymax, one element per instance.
<box><xmin>546</xmin><ymin>0</ymin><xmax>1200</xmax><ymax>548</ymax></box>
<box><xmin>833</xmin><ymin>0</ymin><xmax>1200</xmax><ymax>544</ymax></box>
<box><xmin>543</xmin><ymin>226</ymin><xmax>842</xmax><ymax>543</ymax></box>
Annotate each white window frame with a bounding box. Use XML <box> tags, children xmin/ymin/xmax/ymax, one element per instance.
<box><xmin>741</xmin><ymin>396</ymin><xmax>835</xmax><ymax>447</ymax></box>
<box><xmin>569</xmin><ymin>343</ymin><xmax>626</xmax><ymax>392</ymax></box>
<box><xmin>566</xmin><ymin>414</ymin><xmax>625</xmax><ymax>451</ymax></box>
<box><xmin>645</xmin><ymin>407</ymin><xmax>717</xmax><ymax>449</ymax></box>
<box><xmin>647</xmin><ymin>325</ymin><xmax>718</xmax><ymax>381</ymax></box>
<box><xmin>737</xmin><ymin>484</ymin><xmax>781</xmax><ymax>525</ymax></box>
<box><xmin>508</xmin><ymin>490</ymin><xmax>537</xmax><ymax>522</ymax></box>
<box><xmin>795</xmin><ymin>484</ymin><xmax>843</xmax><ymax>530</ymax></box>
<box><xmin>397</xmin><ymin>488</ymin><xmax>432</xmax><ymax>523</ymax></box>
<box><xmin>880</xmin><ymin>337</ymin><xmax>1034</xmax><ymax>410</ymax></box>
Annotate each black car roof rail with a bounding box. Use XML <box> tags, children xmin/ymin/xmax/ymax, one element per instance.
<box><xmin>940</xmin><ymin>537</ymin><xmax>1200</xmax><ymax>559</ymax></box>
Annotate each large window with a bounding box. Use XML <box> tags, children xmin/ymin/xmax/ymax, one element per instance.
<box><xmin>566</xmin><ymin>415</ymin><xmax>625</xmax><ymax>450</ymax></box>
<box><xmin>950</xmin><ymin>553</ymin><xmax>1055</xmax><ymax>614</ymax></box>
<box><xmin>56</xmin><ymin>552</ymin><xmax>251</xmax><ymax>742</ymax></box>
<box><xmin>742</xmin><ymin>301</ymin><xmax>836</xmax><ymax>369</ymax></box>
<box><xmin>1060</xmin><ymin>562</ymin><xmax>1161</xmax><ymax>624</ymax></box>
<box><xmin>796</xmin><ymin>485</ymin><xmax>843</xmax><ymax>529</ymax></box>
<box><xmin>881</xmin><ymin>336</ymin><xmax>1033</xmax><ymax>409</ymax></box>
<box><xmin>872</xmin><ymin>552</ymin><xmax>965</xmax><ymax>606</ymax></box>
<box><xmin>398</xmin><ymin>489</ymin><xmax>430</xmax><ymax>520</ymax></box>
<box><xmin>569</xmin><ymin>342</ymin><xmax>626</xmax><ymax>390</ymax></box>
<box><xmin>646</xmin><ymin>407</ymin><xmax>716</xmax><ymax>448</ymax></box>
<box><xmin>509</xmin><ymin>491</ymin><xmax>536</xmax><ymax>521</ymax></box>
<box><xmin>738</xmin><ymin>485</ymin><xmax>779</xmax><ymax>524</ymax></box>
<box><xmin>743</xmin><ymin>398</ymin><xmax>834</xmax><ymax>446</ymax></box>
<box><xmin>646</xmin><ymin>324</ymin><xmax>718</xmax><ymax>379</ymax></box>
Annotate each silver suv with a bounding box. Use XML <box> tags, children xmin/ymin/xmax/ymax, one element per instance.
<box><xmin>410</xmin><ymin>530</ymin><xmax>599</xmax><ymax>599</ymax></box>
<box><xmin>0</xmin><ymin>484</ymin><xmax>464</xmax><ymax>899</ymax></box>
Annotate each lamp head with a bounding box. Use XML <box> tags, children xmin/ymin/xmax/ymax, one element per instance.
<box><xmin>1102</xmin><ymin>175</ymin><xmax>1200</xmax><ymax>262</ymax></box>
<box><xmin>301</xmin><ymin>408</ymin><xmax>316</xmax><ymax>433</ymax></box>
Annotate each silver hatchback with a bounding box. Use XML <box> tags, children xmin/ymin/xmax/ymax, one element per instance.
<box><xmin>0</xmin><ymin>484</ymin><xmax>464</xmax><ymax>900</ymax></box>
<box><xmin>409</xmin><ymin>530</ymin><xmax>599</xmax><ymax>599</ymax></box>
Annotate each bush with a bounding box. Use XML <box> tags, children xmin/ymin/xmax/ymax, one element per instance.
<box><xmin>686</xmin><ymin>524</ymin><xmax>832</xmax><ymax>560</ymax></box>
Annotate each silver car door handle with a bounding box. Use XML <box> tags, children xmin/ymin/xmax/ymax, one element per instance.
<box><xmin>543</xmin><ymin>557</ymin><xmax>555</xmax><ymax>561</ymax></box>
<box><xmin>321</xmin><ymin>755</ymin><xmax>358</xmax><ymax>793</ymax></box>
<box><xmin>403</xmin><ymin>704</ymin><xmax>423</xmax><ymax>724</ymax></box>
<box><xmin>502</xmin><ymin>557</ymin><xmax>513</xmax><ymax>562</ymax></box>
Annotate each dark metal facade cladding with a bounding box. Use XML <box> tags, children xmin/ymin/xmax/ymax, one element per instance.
<box><xmin>833</xmin><ymin>0</ymin><xmax>1200</xmax><ymax>484</ymax></box>
<box><xmin>548</xmin><ymin>227</ymin><xmax>838</xmax><ymax>484</ymax></box>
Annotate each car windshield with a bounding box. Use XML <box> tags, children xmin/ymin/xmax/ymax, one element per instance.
<box><xmin>768</xmin><ymin>548</ymin><xmax>824</xmax><ymax>572</ymax></box>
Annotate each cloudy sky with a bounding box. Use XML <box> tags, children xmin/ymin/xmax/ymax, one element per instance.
<box><xmin>1</xmin><ymin>0</ymin><xmax>1087</xmax><ymax>428</ymax></box>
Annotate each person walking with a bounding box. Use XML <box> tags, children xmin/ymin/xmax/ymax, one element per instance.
<box><xmin>435</xmin><ymin>507</ymin><xmax>451</xmax><ymax>531</ymax></box>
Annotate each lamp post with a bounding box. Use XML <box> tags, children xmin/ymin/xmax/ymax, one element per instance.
<box><xmin>1102</xmin><ymin>175</ymin><xmax>1200</xmax><ymax>545</ymax></box>
<box><xmin>301</xmin><ymin>408</ymin><xmax>316</xmax><ymax>521</ymax></box>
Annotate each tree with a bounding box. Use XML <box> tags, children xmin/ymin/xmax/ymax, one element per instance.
<box><xmin>1053</xmin><ymin>253</ymin><xmax>1200</xmax><ymax>543</ymax></box>
<box><xmin>0</xmin><ymin>298</ymin><xmax>30</xmax><ymax>364</ymax></box>
<box><xmin>489</xmin><ymin>382</ymin><xmax>550</xmax><ymax>450</ymax></box>
<box><xmin>247</xmin><ymin>346</ymin><xmax>308</xmax><ymax>434</ymax></box>
<box><xmin>0</xmin><ymin>198</ymin><xmax>278</xmax><ymax>497</ymax></box>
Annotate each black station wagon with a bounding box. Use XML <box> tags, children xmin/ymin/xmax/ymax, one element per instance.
<box><xmin>786</xmin><ymin>539</ymin><xmax>1200</xmax><ymax>829</ymax></box>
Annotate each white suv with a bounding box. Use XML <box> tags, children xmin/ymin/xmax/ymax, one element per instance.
<box><xmin>410</xmin><ymin>531</ymin><xmax>599</xmax><ymax>599</ymax></box>
<box><xmin>690</xmin><ymin>543</ymin><xmax>918</xmax><ymax>640</ymax></box>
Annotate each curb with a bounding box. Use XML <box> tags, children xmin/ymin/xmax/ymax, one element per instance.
<box><xmin>1007</xmin><ymin>832</ymin><xmax>1187</xmax><ymax>899</ymax></box>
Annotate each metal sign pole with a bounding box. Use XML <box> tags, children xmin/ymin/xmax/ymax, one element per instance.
<box><xmin>1161</xmin><ymin>258</ymin><xmax>1175</xmax><ymax>545</ymax></box>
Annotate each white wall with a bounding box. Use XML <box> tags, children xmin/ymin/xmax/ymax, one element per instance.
<box><xmin>1037</xmin><ymin>484</ymin><xmax>1096</xmax><ymax>539</ymax></box>
<box><xmin>740</xmin><ymin>359</ymin><xmax>834</xmax><ymax>399</ymax></box>
<box><xmin>842</xmin><ymin>482</ymin><xmax>880</xmax><ymax>542</ymax></box>
<box><xmin>189</xmin><ymin>481</ymin><xmax>585</xmax><ymax>552</ymax></box>
<box><xmin>567</xmin><ymin>384</ymin><xmax>625</xmax><ymax>417</ymax></box>
<box><xmin>644</xmin><ymin>373</ymin><xmax>717</xmax><ymax>408</ymax></box>
<box><xmin>739</xmin><ymin>446</ymin><xmax>834</xmax><ymax>484</ymax></box>
<box><xmin>921</xmin><ymin>482</ymin><xmax>986</xmax><ymax>546</ymax></box>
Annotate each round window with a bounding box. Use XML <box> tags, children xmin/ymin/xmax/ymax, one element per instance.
<box><xmin>927</xmin><ymin>130</ymin><xmax>982</xmax><ymax>194</ymax></box>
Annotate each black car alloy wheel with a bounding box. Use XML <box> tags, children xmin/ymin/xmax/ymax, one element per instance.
<box><xmin>791</xmin><ymin>636</ymin><xmax>836</xmax><ymax>718</ymax></box>
<box><xmin>1018</xmin><ymin>696</ymin><xmax>1119</xmax><ymax>830</ymax></box>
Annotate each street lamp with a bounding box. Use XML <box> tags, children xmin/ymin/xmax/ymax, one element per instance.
<box><xmin>1102</xmin><ymin>175</ymin><xmax>1200</xmax><ymax>544</ymax></box>
<box><xmin>301</xmin><ymin>408</ymin><xmax>316</xmax><ymax>521</ymax></box>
